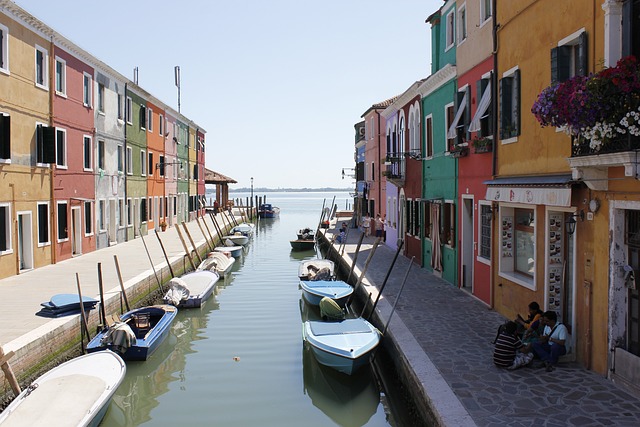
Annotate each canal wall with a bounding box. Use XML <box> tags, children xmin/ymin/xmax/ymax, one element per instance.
<box><xmin>0</xmin><ymin>213</ymin><xmax>239</xmax><ymax>404</ymax></box>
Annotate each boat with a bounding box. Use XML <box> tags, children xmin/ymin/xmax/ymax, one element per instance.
<box><xmin>86</xmin><ymin>304</ymin><xmax>178</xmax><ymax>361</ymax></box>
<box><xmin>231</xmin><ymin>223</ymin><xmax>255</xmax><ymax>237</ymax></box>
<box><xmin>303</xmin><ymin>317</ymin><xmax>381</xmax><ymax>375</ymax></box>
<box><xmin>214</xmin><ymin>245</ymin><xmax>243</xmax><ymax>258</ymax></box>
<box><xmin>197</xmin><ymin>251</ymin><xmax>235</xmax><ymax>278</ymax></box>
<box><xmin>163</xmin><ymin>270</ymin><xmax>220</xmax><ymax>308</ymax></box>
<box><xmin>0</xmin><ymin>351</ymin><xmax>126</xmax><ymax>427</ymax></box>
<box><xmin>290</xmin><ymin>239</ymin><xmax>315</xmax><ymax>251</ymax></box>
<box><xmin>222</xmin><ymin>232</ymin><xmax>250</xmax><ymax>246</ymax></box>
<box><xmin>299</xmin><ymin>279</ymin><xmax>353</xmax><ymax>307</ymax></box>
<box><xmin>297</xmin><ymin>227</ymin><xmax>315</xmax><ymax>240</ymax></box>
<box><xmin>298</xmin><ymin>259</ymin><xmax>335</xmax><ymax>280</ymax></box>
<box><xmin>258</xmin><ymin>203</ymin><xmax>280</xmax><ymax>218</ymax></box>
<box><xmin>37</xmin><ymin>294</ymin><xmax>99</xmax><ymax>318</ymax></box>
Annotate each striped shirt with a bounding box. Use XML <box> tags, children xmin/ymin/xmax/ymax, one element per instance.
<box><xmin>493</xmin><ymin>332</ymin><xmax>523</xmax><ymax>368</ymax></box>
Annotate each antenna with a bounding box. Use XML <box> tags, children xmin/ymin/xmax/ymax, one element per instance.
<box><xmin>133</xmin><ymin>66</ymin><xmax>139</xmax><ymax>84</ymax></box>
<box><xmin>174</xmin><ymin>66</ymin><xmax>181</xmax><ymax>113</ymax></box>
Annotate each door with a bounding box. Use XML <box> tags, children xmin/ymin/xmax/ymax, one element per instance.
<box><xmin>17</xmin><ymin>212</ymin><xmax>33</xmax><ymax>271</ymax></box>
<box><xmin>461</xmin><ymin>197</ymin><xmax>474</xmax><ymax>291</ymax></box>
<box><xmin>71</xmin><ymin>206</ymin><xmax>81</xmax><ymax>256</ymax></box>
<box><xmin>109</xmin><ymin>199</ymin><xmax>117</xmax><ymax>243</ymax></box>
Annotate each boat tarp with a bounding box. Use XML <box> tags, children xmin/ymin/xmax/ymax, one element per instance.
<box><xmin>309</xmin><ymin>319</ymin><xmax>371</xmax><ymax>337</ymax></box>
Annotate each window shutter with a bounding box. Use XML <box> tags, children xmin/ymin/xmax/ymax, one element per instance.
<box><xmin>514</xmin><ymin>69</ymin><xmax>521</xmax><ymax>137</ymax></box>
<box><xmin>0</xmin><ymin>206</ymin><xmax>6</xmax><ymax>251</ymax></box>
<box><xmin>0</xmin><ymin>115</ymin><xmax>10</xmax><ymax>159</ymax></box>
<box><xmin>622</xmin><ymin>0</ymin><xmax>633</xmax><ymax>57</ymax></box>
<box><xmin>550</xmin><ymin>47</ymin><xmax>559</xmax><ymax>83</ymax></box>
<box><xmin>43</xmin><ymin>126</ymin><xmax>56</xmax><ymax>164</ymax></box>
<box><xmin>464</xmin><ymin>86</ymin><xmax>471</xmax><ymax>139</ymax></box>
<box><xmin>577</xmin><ymin>32</ymin><xmax>588</xmax><ymax>77</ymax></box>
<box><xmin>499</xmin><ymin>77</ymin><xmax>511</xmax><ymax>139</ymax></box>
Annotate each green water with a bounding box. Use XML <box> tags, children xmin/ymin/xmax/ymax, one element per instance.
<box><xmin>101</xmin><ymin>192</ymin><xmax>397</xmax><ymax>427</ymax></box>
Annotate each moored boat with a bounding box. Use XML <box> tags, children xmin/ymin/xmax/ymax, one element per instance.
<box><xmin>0</xmin><ymin>351</ymin><xmax>126</xmax><ymax>427</ymax></box>
<box><xmin>303</xmin><ymin>318</ymin><xmax>381</xmax><ymax>375</ymax></box>
<box><xmin>300</xmin><ymin>280</ymin><xmax>353</xmax><ymax>307</ymax></box>
<box><xmin>258</xmin><ymin>203</ymin><xmax>280</xmax><ymax>218</ymax></box>
<box><xmin>298</xmin><ymin>259</ymin><xmax>335</xmax><ymax>280</ymax></box>
<box><xmin>197</xmin><ymin>251</ymin><xmax>235</xmax><ymax>278</ymax></box>
<box><xmin>290</xmin><ymin>239</ymin><xmax>315</xmax><ymax>251</ymax></box>
<box><xmin>163</xmin><ymin>270</ymin><xmax>220</xmax><ymax>308</ymax></box>
<box><xmin>86</xmin><ymin>304</ymin><xmax>177</xmax><ymax>361</ymax></box>
<box><xmin>223</xmin><ymin>232</ymin><xmax>250</xmax><ymax>246</ymax></box>
<box><xmin>231</xmin><ymin>223</ymin><xmax>255</xmax><ymax>237</ymax></box>
<box><xmin>214</xmin><ymin>245</ymin><xmax>243</xmax><ymax>258</ymax></box>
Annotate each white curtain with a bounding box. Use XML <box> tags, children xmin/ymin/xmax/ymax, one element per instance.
<box><xmin>430</xmin><ymin>203</ymin><xmax>442</xmax><ymax>271</ymax></box>
<box><xmin>469</xmin><ymin>81</ymin><xmax>492</xmax><ymax>132</ymax></box>
<box><xmin>446</xmin><ymin>91</ymin><xmax>467</xmax><ymax>139</ymax></box>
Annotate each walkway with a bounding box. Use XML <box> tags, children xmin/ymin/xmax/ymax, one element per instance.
<box><xmin>320</xmin><ymin>221</ymin><xmax>640</xmax><ymax>427</ymax></box>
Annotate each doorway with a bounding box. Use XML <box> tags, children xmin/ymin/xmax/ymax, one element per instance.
<box><xmin>109</xmin><ymin>199</ymin><xmax>117</xmax><ymax>244</ymax></box>
<box><xmin>17</xmin><ymin>211</ymin><xmax>33</xmax><ymax>271</ymax></box>
<box><xmin>461</xmin><ymin>197</ymin><xmax>474</xmax><ymax>291</ymax></box>
<box><xmin>71</xmin><ymin>206</ymin><xmax>82</xmax><ymax>256</ymax></box>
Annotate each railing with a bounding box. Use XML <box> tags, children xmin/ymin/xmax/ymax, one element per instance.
<box><xmin>572</xmin><ymin>134</ymin><xmax>640</xmax><ymax>157</ymax></box>
<box><xmin>384</xmin><ymin>157</ymin><xmax>405</xmax><ymax>180</ymax></box>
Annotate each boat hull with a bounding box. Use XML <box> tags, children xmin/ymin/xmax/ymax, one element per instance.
<box><xmin>303</xmin><ymin>318</ymin><xmax>380</xmax><ymax>375</ymax></box>
<box><xmin>300</xmin><ymin>280</ymin><xmax>353</xmax><ymax>307</ymax></box>
<box><xmin>170</xmin><ymin>270</ymin><xmax>219</xmax><ymax>308</ymax></box>
<box><xmin>86</xmin><ymin>305</ymin><xmax>177</xmax><ymax>361</ymax></box>
<box><xmin>290</xmin><ymin>239</ymin><xmax>315</xmax><ymax>251</ymax></box>
<box><xmin>214</xmin><ymin>246</ymin><xmax>243</xmax><ymax>258</ymax></box>
<box><xmin>223</xmin><ymin>234</ymin><xmax>250</xmax><ymax>246</ymax></box>
<box><xmin>0</xmin><ymin>351</ymin><xmax>126</xmax><ymax>427</ymax></box>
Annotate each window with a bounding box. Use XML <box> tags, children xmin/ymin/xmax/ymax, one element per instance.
<box><xmin>117</xmin><ymin>145</ymin><xmax>123</xmax><ymax>173</ymax></box>
<box><xmin>84</xmin><ymin>201</ymin><xmax>92</xmax><ymax>235</ymax></box>
<box><xmin>140</xmin><ymin>150</ymin><xmax>146</xmax><ymax>176</ymax></box>
<box><xmin>83</xmin><ymin>72</ymin><xmax>92</xmax><ymax>107</ymax></box>
<box><xmin>443</xmin><ymin>202</ymin><xmax>456</xmax><ymax>247</ymax></box>
<box><xmin>451</xmin><ymin>87</ymin><xmax>470</xmax><ymax>145</ymax></box>
<box><xmin>423</xmin><ymin>201</ymin><xmax>432</xmax><ymax>239</ymax></box>
<box><xmin>117</xmin><ymin>93</ymin><xmax>123</xmax><ymax>120</ymax></box>
<box><xmin>37</xmin><ymin>202</ymin><xmax>49</xmax><ymax>245</ymax></box>
<box><xmin>469</xmin><ymin>75</ymin><xmax>493</xmax><ymax>137</ymax></box>
<box><xmin>97</xmin><ymin>140</ymin><xmax>105</xmax><ymax>170</ymax></box>
<box><xmin>126</xmin><ymin>146</ymin><xmax>133</xmax><ymax>175</ymax></box>
<box><xmin>0</xmin><ymin>204</ymin><xmax>11</xmax><ymax>252</ymax></box>
<box><xmin>98</xmin><ymin>200</ymin><xmax>105</xmax><ymax>231</ymax></box>
<box><xmin>118</xmin><ymin>199</ymin><xmax>124</xmax><ymax>227</ymax></box>
<box><xmin>445</xmin><ymin>10</ymin><xmax>455</xmax><ymax>50</ymax></box>
<box><xmin>159</xmin><ymin>155</ymin><xmax>165</xmax><ymax>177</ymax></box>
<box><xmin>193</xmin><ymin>164</ymin><xmax>198</xmax><ymax>181</ymax></box>
<box><xmin>480</xmin><ymin>0</ymin><xmax>492</xmax><ymax>23</ymax></box>
<box><xmin>139</xmin><ymin>105</ymin><xmax>146</xmax><ymax>129</ymax></box>
<box><xmin>125</xmin><ymin>97</ymin><xmax>132</xmax><ymax>123</ymax></box>
<box><xmin>148</xmin><ymin>197</ymin><xmax>153</xmax><ymax>221</ymax></box>
<box><xmin>425</xmin><ymin>115</ymin><xmax>433</xmax><ymax>158</ymax></box>
<box><xmin>499</xmin><ymin>68</ymin><xmax>521</xmax><ymax>140</ymax></box>
<box><xmin>623</xmin><ymin>0</ymin><xmax>640</xmax><ymax>58</ymax></box>
<box><xmin>140</xmin><ymin>198</ymin><xmax>147</xmax><ymax>224</ymax></box>
<box><xmin>127</xmin><ymin>198</ymin><xmax>132</xmax><ymax>226</ymax></box>
<box><xmin>57</xmin><ymin>202</ymin><xmax>68</xmax><ymax>241</ymax></box>
<box><xmin>514</xmin><ymin>208</ymin><xmax>535</xmax><ymax>276</ymax></box>
<box><xmin>159</xmin><ymin>114</ymin><xmax>164</xmax><ymax>136</ymax></box>
<box><xmin>0</xmin><ymin>114</ymin><xmax>10</xmax><ymax>161</ymax></box>
<box><xmin>552</xmin><ymin>30</ymin><xmax>587</xmax><ymax>83</ymax></box>
<box><xmin>35</xmin><ymin>45</ymin><xmax>48</xmax><ymax>89</ymax></box>
<box><xmin>78</xmin><ymin>136</ymin><xmax>90</xmax><ymax>171</ymax></box>
<box><xmin>148</xmin><ymin>108</ymin><xmax>153</xmax><ymax>132</ymax></box>
<box><xmin>458</xmin><ymin>4</ymin><xmax>467</xmax><ymax>44</ymax></box>
<box><xmin>406</xmin><ymin>199</ymin><xmax>421</xmax><ymax>237</ymax></box>
<box><xmin>479</xmin><ymin>202</ymin><xmax>492</xmax><ymax>260</ymax></box>
<box><xmin>445</xmin><ymin>104</ymin><xmax>455</xmax><ymax>151</ymax></box>
<box><xmin>36</xmin><ymin>124</ymin><xmax>55</xmax><ymax>165</ymax></box>
<box><xmin>55</xmin><ymin>128</ymin><xmax>66</xmax><ymax>168</ymax></box>
<box><xmin>148</xmin><ymin>152</ymin><xmax>153</xmax><ymax>176</ymax></box>
<box><xmin>98</xmin><ymin>83</ymin><xmax>105</xmax><ymax>113</ymax></box>
<box><xmin>55</xmin><ymin>57</ymin><xmax>66</xmax><ymax>95</ymax></box>
<box><xmin>0</xmin><ymin>24</ymin><xmax>8</xmax><ymax>73</ymax></box>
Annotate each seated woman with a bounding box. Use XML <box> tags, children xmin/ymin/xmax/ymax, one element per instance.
<box><xmin>515</xmin><ymin>302</ymin><xmax>543</xmax><ymax>333</ymax></box>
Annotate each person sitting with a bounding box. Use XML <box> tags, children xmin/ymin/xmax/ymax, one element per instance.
<box><xmin>335</xmin><ymin>228</ymin><xmax>346</xmax><ymax>244</ymax></box>
<box><xmin>531</xmin><ymin>311</ymin><xmax>568</xmax><ymax>372</ymax></box>
<box><xmin>515</xmin><ymin>301</ymin><xmax>543</xmax><ymax>333</ymax></box>
<box><xmin>493</xmin><ymin>321</ymin><xmax>534</xmax><ymax>370</ymax></box>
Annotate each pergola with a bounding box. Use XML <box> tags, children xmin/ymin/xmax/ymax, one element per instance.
<box><xmin>204</xmin><ymin>168</ymin><xmax>237</xmax><ymax>207</ymax></box>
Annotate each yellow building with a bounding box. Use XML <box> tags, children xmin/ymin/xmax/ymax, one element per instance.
<box><xmin>0</xmin><ymin>8</ymin><xmax>54</xmax><ymax>278</ymax></box>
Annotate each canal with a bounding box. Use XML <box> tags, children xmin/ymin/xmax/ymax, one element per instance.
<box><xmin>101</xmin><ymin>191</ymin><xmax>411</xmax><ymax>427</ymax></box>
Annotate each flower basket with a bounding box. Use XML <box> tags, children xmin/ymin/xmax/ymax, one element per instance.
<box><xmin>470</xmin><ymin>136</ymin><xmax>493</xmax><ymax>153</ymax></box>
<box><xmin>160</xmin><ymin>221</ymin><xmax>167</xmax><ymax>231</ymax></box>
<box><xmin>449</xmin><ymin>145</ymin><xmax>468</xmax><ymax>158</ymax></box>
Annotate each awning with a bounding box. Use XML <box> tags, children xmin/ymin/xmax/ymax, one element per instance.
<box><xmin>484</xmin><ymin>174</ymin><xmax>574</xmax><ymax>207</ymax></box>
<box><xmin>446</xmin><ymin>91</ymin><xmax>467</xmax><ymax>139</ymax></box>
<box><xmin>468</xmin><ymin>81</ymin><xmax>491</xmax><ymax>133</ymax></box>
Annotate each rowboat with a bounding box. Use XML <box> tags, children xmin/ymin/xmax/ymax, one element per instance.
<box><xmin>303</xmin><ymin>318</ymin><xmax>381</xmax><ymax>375</ymax></box>
<box><xmin>197</xmin><ymin>251</ymin><xmax>235</xmax><ymax>278</ymax></box>
<box><xmin>86</xmin><ymin>305</ymin><xmax>177</xmax><ymax>361</ymax></box>
<box><xmin>231</xmin><ymin>223</ymin><xmax>255</xmax><ymax>237</ymax></box>
<box><xmin>258</xmin><ymin>203</ymin><xmax>280</xmax><ymax>218</ymax></box>
<box><xmin>298</xmin><ymin>259</ymin><xmax>335</xmax><ymax>280</ymax></box>
<box><xmin>0</xmin><ymin>351</ymin><xmax>126</xmax><ymax>427</ymax></box>
<box><xmin>290</xmin><ymin>239</ymin><xmax>315</xmax><ymax>251</ymax></box>
<box><xmin>223</xmin><ymin>233</ymin><xmax>250</xmax><ymax>246</ymax></box>
<box><xmin>299</xmin><ymin>280</ymin><xmax>353</xmax><ymax>307</ymax></box>
<box><xmin>163</xmin><ymin>270</ymin><xmax>220</xmax><ymax>308</ymax></box>
<box><xmin>214</xmin><ymin>245</ymin><xmax>243</xmax><ymax>258</ymax></box>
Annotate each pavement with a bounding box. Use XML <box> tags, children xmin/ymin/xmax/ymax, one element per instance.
<box><xmin>319</xmin><ymin>220</ymin><xmax>640</xmax><ymax>427</ymax></box>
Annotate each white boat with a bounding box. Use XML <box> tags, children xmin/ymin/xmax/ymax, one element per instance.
<box><xmin>0</xmin><ymin>351</ymin><xmax>126</xmax><ymax>427</ymax></box>
<box><xmin>222</xmin><ymin>233</ymin><xmax>250</xmax><ymax>246</ymax></box>
<box><xmin>163</xmin><ymin>270</ymin><xmax>220</xmax><ymax>308</ymax></box>
<box><xmin>197</xmin><ymin>252</ymin><xmax>235</xmax><ymax>278</ymax></box>
<box><xmin>300</xmin><ymin>279</ymin><xmax>353</xmax><ymax>307</ymax></box>
<box><xmin>214</xmin><ymin>245</ymin><xmax>243</xmax><ymax>258</ymax></box>
<box><xmin>303</xmin><ymin>318</ymin><xmax>381</xmax><ymax>375</ymax></box>
<box><xmin>298</xmin><ymin>259</ymin><xmax>335</xmax><ymax>280</ymax></box>
<box><xmin>231</xmin><ymin>223</ymin><xmax>255</xmax><ymax>237</ymax></box>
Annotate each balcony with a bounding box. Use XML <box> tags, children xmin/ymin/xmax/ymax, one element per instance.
<box><xmin>383</xmin><ymin>157</ymin><xmax>405</xmax><ymax>185</ymax></box>
<box><xmin>568</xmin><ymin>135</ymin><xmax>640</xmax><ymax>190</ymax></box>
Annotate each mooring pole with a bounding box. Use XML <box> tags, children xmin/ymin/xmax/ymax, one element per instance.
<box><xmin>367</xmin><ymin>239</ymin><xmax>404</xmax><ymax>320</ymax></box>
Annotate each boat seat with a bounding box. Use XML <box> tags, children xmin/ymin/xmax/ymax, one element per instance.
<box><xmin>132</xmin><ymin>313</ymin><xmax>151</xmax><ymax>336</ymax></box>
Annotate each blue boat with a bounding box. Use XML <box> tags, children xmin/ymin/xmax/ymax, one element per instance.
<box><xmin>86</xmin><ymin>305</ymin><xmax>177</xmax><ymax>361</ymax></box>
<box><xmin>163</xmin><ymin>270</ymin><xmax>220</xmax><ymax>308</ymax></box>
<box><xmin>303</xmin><ymin>318</ymin><xmax>381</xmax><ymax>375</ymax></box>
<box><xmin>299</xmin><ymin>280</ymin><xmax>353</xmax><ymax>307</ymax></box>
<box><xmin>258</xmin><ymin>203</ymin><xmax>280</xmax><ymax>218</ymax></box>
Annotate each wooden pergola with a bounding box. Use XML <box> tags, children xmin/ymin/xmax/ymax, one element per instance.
<box><xmin>204</xmin><ymin>168</ymin><xmax>237</xmax><ymax>207</ymax></box>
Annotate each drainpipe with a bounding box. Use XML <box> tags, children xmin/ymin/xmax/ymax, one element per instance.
<box><xmin>124</xmin><ymin>83</ymin><xmax>128</xmax><ymax>241</ymax></box>
<box><xmin>490</xmin><ymin>0</ymin><xmax>498</xmax><ymax>309</ymax></box>
<box><xmin>49</xmin><ymin>36</ymin><xmax>56</xmax><ymax>265</ymax></box>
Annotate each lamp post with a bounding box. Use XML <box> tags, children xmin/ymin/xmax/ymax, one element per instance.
<box><xmin>250</xmin><ymin>177</ymin><xmax>254</xmax><ymax>210</ymax></box>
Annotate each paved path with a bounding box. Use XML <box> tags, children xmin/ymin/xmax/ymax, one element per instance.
<box><xmin>322</xmin><ymin>222</ymin><xmax>640</xmax><ymax>427</ymax></box>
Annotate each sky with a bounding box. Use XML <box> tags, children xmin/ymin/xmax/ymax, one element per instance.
<box><xmin>14</xmin><ymin>0</ymin><xmax>443</xmax><ymax>189</ymax></box>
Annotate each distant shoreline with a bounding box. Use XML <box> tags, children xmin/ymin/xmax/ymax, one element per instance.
<box><xmin>222</xmin><ymin>188</ymin><xmax>352</xmax><ymax>193</ymax></box>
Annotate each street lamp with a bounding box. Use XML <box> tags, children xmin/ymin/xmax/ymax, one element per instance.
<box><xmin>250</xmin><ymin>177</ymin><xmax>254</xmax><ymax>209</ymax></box>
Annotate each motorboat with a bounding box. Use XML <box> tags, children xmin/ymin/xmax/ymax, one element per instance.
<box><xmin>299</xmin><ymin>280</ymin><xmax>353</xmax><ymax>307</ymax></box>
<box><xmin>298</xmin><ymin>259</ymin><xmax>335</xmax><ymax>280</ymax></box>
<box><xmin>163</xmin><ymin>270</ymin><xmax>220</xmax><ymax>308</ymax></box>
<box><xmin>0</xmin><ymin>351</ymin><xmax>126</xmax><ymax>427</ymax></box>
<box><xmin>222</xmin><ymin>233</ymin><xmax>250</xmax><ymax>246</ymax></box>
<box><xmin>214</xmin><ymin>245</ymin><xmax>242</xmax><ymax>258</ymax></box>
<box><xmin>231</xmin><ymin>223</ymin><xmax>255</xmax><ymax>237</ymax></box>
<box><xmin>197</xmin><ymin>251</ymin><xmax>235</xmax><ymax>278</ymax></box>
<box><xmin>258</xmin><ymin>203</ymin><xmax>280</xmax><ymax>218</ymax></box>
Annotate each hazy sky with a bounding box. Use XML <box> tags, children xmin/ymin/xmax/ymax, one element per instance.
<box><xmin>15</xmin><ymin>0</ymin><xmax>442</xmax><ymax>189</ymax></box>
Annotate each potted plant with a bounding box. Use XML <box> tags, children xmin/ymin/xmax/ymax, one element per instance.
<box><xmin>449</xmin><ymin>145</ymin><xmax>469</xmax><ymax>158</ymax></box>
<box><xmin>159</xmin><ymin>220</ymin><xmax>168</xmax><ymax>231</ymax></box>
<box><xmin>470</xmin><ymin>136</ymin><xmax>493</xmax><ymax>153</ymax></box>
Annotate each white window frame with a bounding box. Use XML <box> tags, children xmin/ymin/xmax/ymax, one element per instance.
<box><xmin>0</xmin><ymin>202</ymin><xmax>12</xmax><ymax>254</ymax></box>
<box><xmin>125</xmin><ymin>97</ymin><xmax>132</xmax><ymax>124</ymax></box>
<box><xmin>55</xmin><ymin>127</ymin><xmax>67</xmax><ymax>169</ymax></box>
<box><xmin>54</xmin><ymin>56</ymin><xmax>66</xmax><ymax>96</ymax></box>
<box><xmin>117</xmin><ymin>145</ymin><xmax>124</xmax><ymax>173</ymax></box>
<box><xmin>35</xmin><ymin>44</ymin><xmax>48</xmax><ymax>90</ymax></box>
<box><xmin>118</xmin><ymin>198</ymin><xmax>125</xmax><ymax>228</ymax></box>
<box><xmin>83</xmin><ymin>72</ymin><xmax>92</xmax><ymax>107</ymax></box>
<box><xmin>480</xmin><ymin>0</ymin><xmax>492</xmax><ymax>25</ymax></box>
<box><xmin>56</xmin><ymin>201</ymin><xmax>69</xmax><ymax>243</ymax></box>
<box><xmin>140</xmin><ymin>149</ymin><xmax>146</xmax><ymax>176</ymax></box>
<box><xmin>498</xmin><ymin>203</ymin><xmax>536</xmax><ymax>290</ymax></box>
<box><xmin>457</xmin><ymin>3</ymin><xmax>467</xmax><ymax>45</ymax></box>
<box><xmin>83</xmin><ymin>135</ymin><xmax>92</xmax><ymax>171</ymax></box>
<box><xmin>126</xmin><ymin>146</ymin><xmax>133</xmax><ymax>175</ymax></box>
<box><xmin>126</xmin><ymin>197</ymin><xmax>132</xmax><ymax>227</ymax></box>
<box><xmin>97</xmin><ymin>83</ymin><xmax>105</xmax><ymax>114</ymax></box>
<box><xmin>0</xmin><ymin>23</ymin><xmax>9</xmax><ymax>75</ymax></box>
<box><xmin>557</xmin><ymin>28</ymin><xmax>587</xmax><ymax>80</ymax></box>
<box><xmin>84</xmin><ymin>201</ymin><xmax>93</xmax><ymax>237</ymax></box>
<box><xmin>477</xmin><ymin>200</ymin><xmax>492</xmax><ymax>265</ymax></box>
<box><xmin>36</xmin><ymin>201</ymin><xmax>50</xmax><ymax>247</ymax></box>
<box><xmin>148</xmin><ymin>108</ymin><xmax>153</xmax><ymax>132</ymax></box>
<box><xmin>445</xmin><ymin>9</ymin><xmax>455</xmax><ymax>51</ymax></box>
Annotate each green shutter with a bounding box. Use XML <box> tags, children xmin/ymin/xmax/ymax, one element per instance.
<box><xmin>577</xmin><ymin>32</ymin><xmax>588</xmax><ymax>77</ymax></box>
<box><xmin>43</xmin><ymin>126</ymin><xmax>56</xmax><ymax>164</ymax></box>
<box><xmin>499</xmin><ymin>77</ymin><xmax>511</xmax><ymax>139</ymax></box>
<box><xmin>550</xmin><ymin>47</ymin><xmax>558</xmax><ymax>83</ymax></box>
<box><xmin>514</xmin><ymin>69</ymin><xmax>521</xmax><ymax>137</ymax></box>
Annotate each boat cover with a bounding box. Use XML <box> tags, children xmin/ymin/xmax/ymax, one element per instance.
<box><xmin>164</xmin><ymin>277</ymin><xmax>190</xmax><ymax>305</ymax></box>
<box><xmin>319</xmin><ymin>297</ymin><xmax>345</xmax><ymax>320</ymax></box>
<box><xmin>309</xmin><ymin>319</ymin><xmax>372</xmax><ymax>336</ymax></box>
<box><xmin>101</xmin><ymin>322</ymin><xmax>136</xmax><ymax>354</ymax></box>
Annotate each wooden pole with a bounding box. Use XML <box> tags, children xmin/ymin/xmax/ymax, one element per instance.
<box><xmin>380</xmin><ymin>257</ymin><xmax>414</xmax><ymax>336</ymax></box>
<box><xmin>182</xmin><ymin>222</ymin><xmax>203</xmax><ymax>264</ymax></box>
<box><xmin>113</xmin><ymin>256</ymin><xmax>131</xmax><ymax>312</ymax></box>
<box><xmin>0</xmin><ymin>346</ymin><xmax>21</xmax><ymax>396</ymax></box>
<box><xmin>154</xmin><ymin>230</ymin><xmax>175</xmax><ymax>278</ymax></box>
<box><xmin>97</xmin><ymin>262</ymin><xmax>107</xmax><ymax>327</ymax></box>
<box><xmin>176</xmin><ymin>223</ymin><xmax>197</xmax><ymax>270</ymax></box>
<box><xmin>196</xmin><ymin>217</ymin><xmax>214</xmax><ymax>251</ymax></box>
<box><xmin>367</xmin><ymin>239</ymin><xmax>404</xmax><ymax>320</ymax></box>
<box><xmin>347</xmin><ymin>237</ymin><xmax>381</xmax><ymax>307</ymax></box>
<box><xmin>209</xmin><ymin>212</ymin><xmax>225</xmax><ymax>246</ymax></box>
<box><xmin>200</xmin><ymin>215</ymin><xmax>217</xmax><ymax>249</ymax></box>
<box><xmin>75</xmin><ymin>273</ymin><xmax>91</xmax><ymax>348</ymax></box>
<box><xmin>346</xmin><ymin>232</ymin><xmax>366</xmax><ymax>284</ymax></box>
<box><xmin>139</xmin><ymin>227</ymin><xmax>163</xmax><ymax>293</ymax></box>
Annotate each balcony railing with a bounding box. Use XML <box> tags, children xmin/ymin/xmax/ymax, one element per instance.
<box><xmin>572</xmin><ymin>134</ymin><xmax>640</xmax><ymax>157</ymax></box>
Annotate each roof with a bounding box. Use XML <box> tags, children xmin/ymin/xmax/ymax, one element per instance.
<box><xmin>361</xmin><ymin>95</ymin><xmax>400</xmax><ymax>117</ymax></box>
<box><xmin>204</xmin><ymin>168</ymin><xmax>237</xmax><ymax>184</ymax></box>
